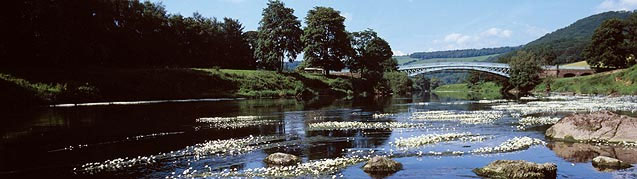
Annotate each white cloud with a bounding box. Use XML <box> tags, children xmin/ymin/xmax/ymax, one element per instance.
<box><xmin>393</xmin><ymin>50</ymin><xmax>407</xmax><ymax>56</ymax></box>
<box><xmin>483</xmin><ymin>28</ymin><xmax>512</xmax><ymax>38</ymax></box>
<box><xmin>432</xmin><ymin>28</ymin><xmax>514</xmax><ymax>51</ymax></box>
<box><xmin>443</xmin><ymin>33</ymin><xmax>478</xmax><ymax>44</ymax></box>
<box><xmin>597</xmin><ymin>0</ymin><xmax>637</xmax><ymax>12</ymax></box>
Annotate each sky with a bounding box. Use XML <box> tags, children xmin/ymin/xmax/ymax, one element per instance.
<box><xmin>152</xmin><ymin>0</ymin><xmax>637</xmax><ymax>56</ymax></box>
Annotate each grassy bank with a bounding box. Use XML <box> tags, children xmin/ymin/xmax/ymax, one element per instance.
<box><xmin>432</xmin><ymin>82</ymin><xmax>503</xmax><ymax>100</ymax></box>
<box><xmin>534</xmin><ymin>65</ymin><xmax>637</xmax><ymax>95</ymax></box>
<box><xmin>0</xmin><ymin>68</ymin><xmax>354</xmax><ymax>107</ymax></box>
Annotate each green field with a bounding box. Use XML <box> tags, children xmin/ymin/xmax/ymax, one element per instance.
<box><xmin>397</xmin><ymin>54</ymin><xmax>500</xmax><ymax>65</ymax></box>
<box><xmin>394</xmin><ymin>56</ymin><xmax>420</xmax><ymax>65</ymax></box>
<box><xmin>534</xmin><ymin>64</ymin><xmax>637</xmax><ymax>95</ymax></box>
<box><xmin>432</xmin><ymin>82</ymin><xmax>503</xmax><ymax>100</ymax></box>
<box><xmin>562</xmin><ymin>61</ymin><xmax>590</xmax><ymax>68</ymax></box>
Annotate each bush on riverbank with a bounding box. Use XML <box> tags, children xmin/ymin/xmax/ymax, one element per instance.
<box><xmin>382</xmin><ymin>72</ymin><xmax>412</xmax><ymax>95</ymax></box>
<box><xmin>534</xmin><ymin>64</ymin><xmax>637</xmax><ymax>95</ymax></box>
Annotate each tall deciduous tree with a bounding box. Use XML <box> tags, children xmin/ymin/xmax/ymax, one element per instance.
<box><xmin>349</xmin><ymin>29</ymin><xmax>395</xmax><ymax>74</ymax></box>
<box><xmin>625</xmin><ymin>12</ymin><xmax>637</xmax><ymax>61</ymax></box>
<box><xmin>302</xmin><ymin>7</ymin><xmax>353</xmax><ymax>75</ymax></box>
<box><xmin>584</xmin><ymin>18</ymin><xmax>629</xmax><ymax>70</ymax></box>
<box><xmin>255</xmin><ymin>0</ymin><xmax>303</xmax><ymax>72</ymax></box>
<box><xmin>508</xmin><ymin>51</ymin><xmax>542</xmax><ymax>94</ymax></box>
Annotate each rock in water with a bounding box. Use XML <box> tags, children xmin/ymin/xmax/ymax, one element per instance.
<box><xmin>592</xmin><ymin>156</ymin><xmax>633</xmax><ymax>171</ymax></box>
<box><xmin>362</xmin><ymin>156</ymin><xmax>402</xmax><ymax>174</ymax></box>
<box><xmin>473</xmin><ymin>160</ymin><xmax>557</xmax><ymax>179</ymax></box>
<box><xmin>263</xmin><ymin>153</ymin><xmax>300</xmax><ymax>166</ymax></box>
<box><xmin>546</xmin><ymin>111</ymin><xmax>637</xmax><ymax>143</ymax></box>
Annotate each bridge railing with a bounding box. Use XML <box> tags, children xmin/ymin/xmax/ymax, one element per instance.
<box><xmin>542</xmin><ymin>65</ymin><xmax>591</xmax><ymax>70</ymax></box>
<box><xmin>398</xmin><ymin>62</ymin><xmax>510</xmax><ymax>70</ymax></box>
<box><xmin>398</xmin><ymin>62</ymin><xmax>592</xmax><ymax>70</ymax></box>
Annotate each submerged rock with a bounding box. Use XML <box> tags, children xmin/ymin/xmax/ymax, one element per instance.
<box><xmin>592</xmin><ymin>156</ymin><xmax>633</xmax><ymax>171</ymax></box>
<box><xmin>362</xmin><ymin>156</ymin><xmax>402</xmax><ymax>174</ymax></box>
<box><xmin>263</xmin><ymin>153</ymin><xmax>300</xmax><ymax>166</ymax></box>
<box><xmin>546</xmin><ymin>111</ymin><xmax>637</xmax><ymax>143</ymax></box>
<box><xmin>473</xmin><ymin>160</ymin><xmax>557</xmax><ymax>179</ymax></box>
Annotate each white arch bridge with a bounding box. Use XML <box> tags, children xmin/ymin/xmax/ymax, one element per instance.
<box><xmin>398</xmin><ymin>62</ymin><xmax>512</xmax><ymax>78</ymax></box>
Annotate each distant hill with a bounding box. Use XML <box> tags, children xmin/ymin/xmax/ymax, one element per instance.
<box><xmin>397</xmin><ymin>54</ymin><xmax>500</xmax><ymax>65</ymax></box>
<box><xmin>499</xmin><ymin>11</ymin><xmax>632</xmax><ymax>64</ymax></box>
<box><xmin>409</xmin><ymin>46</ymin><xmax>521</xmax><ymax>60</ymax></box>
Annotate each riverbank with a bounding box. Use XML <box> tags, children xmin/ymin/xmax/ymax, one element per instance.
<box><xmin>0</xmin><ymin>68</ymin><xmax>356</xmax><ymax>108</ymax></box>
<box><xmin>431</xmin><ymin>82</ymin><xmax>503</xmax><ymax>100</ymax></box>
<box><xmin>534</xmin><ymin>64</ymin><xmax>637</xmax><ymax>95</ymax></box>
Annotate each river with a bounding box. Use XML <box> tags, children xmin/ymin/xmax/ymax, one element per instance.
<box><xmin>2</xmin><ymin>93</ymin><xmax>637</xmax><ymax>178</ymax></box>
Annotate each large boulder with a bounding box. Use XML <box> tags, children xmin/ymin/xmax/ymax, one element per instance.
<box><xmin>362</xmin><ymin>156</ymin><xmax>402</xmax><ymax>174</ymax></box>
<box><xmin>546</xmin><ymin>111</ymin><xmax>637</xmax><ymax>143</ymax></box>
<box><xmin>473</xmin><ymin>160</ymin><xmax>557</xmax><ymax>179</ymax></box>
<box><xmin>592</xmin><ymin>156</ymin><xmax>633</xmax><ymax>171</ymax></box>
<box><xmin>263</xmin><ymin>153</ymin><xmax>300</xmax><ymax>166</ymax></box>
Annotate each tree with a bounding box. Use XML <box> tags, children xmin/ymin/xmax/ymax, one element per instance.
<box><xmin>382</xmin><ymin>58</ymin><xmax>399</xmax><ymax>72</ymax></box>
<box><xmin>465</xmin><ymin>71</ymin><xmax>481</xmax><ymax>90</ymax></box>
<box><xmin>508</xmin><ymin>51</ymin><xmax>542</xmax><ymax>94</ymax></box>
<box><xmin>255</xmin><ymin>0</ymin><xmax>303</xmax><ymax>72</ymax></box>
<box><xmin>222</xmin><ymin>18</ymin><xmax>254</xmax><ymax>69</ymax></box>
<box><xmin>349</xmin><ymin>29</ymin><xmax>396</xmax><ymax>74</ymax></box>
<box><xmin>625</xmin><ymin>11</ymin><xmax>637</xmax><ymax>63</ymax></box>
<box><xmin>584</xmin><ymin>18</ymin><xmax>630</xmax><ymax>70</ymax></box>
<box><xmin>302</xmin><ymin>7</ymin><xmax>353</xmax><ymax>75</ymax></box>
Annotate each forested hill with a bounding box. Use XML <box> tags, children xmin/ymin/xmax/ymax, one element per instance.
<box><xmin>498</xmin><ymin>11</ymin><xmax>633</xmax><ymax>64</ymax></box>
<box><xmin>408</xmin><ymin>46</ymin><xmax>521</xmax><ymax>60</ymax></box>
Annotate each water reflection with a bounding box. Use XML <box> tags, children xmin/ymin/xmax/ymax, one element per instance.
<box><xmin>2</xmin><ymin>93</ymin><xmax>634</xmax><ymax>178</ymax></box>
<box><xmin>547</xmin><ymin>141</ymin><xmax>637</xmax><ymax>163</ymax></box>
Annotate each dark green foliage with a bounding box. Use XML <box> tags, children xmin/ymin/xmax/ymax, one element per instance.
<box><xmin>411</xmin><ymin>75</ymin><xmax>430</xmax><ymax>92</ymax></box>
<box><xmin>1</xmin><ymin>0</ymin><xmax>255</xmax><ymax>69</ymax></box>
<box><xmin>508</xmin><ymin>51</ymin><xmax>542</xmax><ymax>94</ymax></box>
<box><xmin>585</xmin><ymin>18</ymin><xmax>631</xmax><ymax>70</ymax></box>
<box><xmin>349</xmin><ymin>29</ymin><xmax>395</xmax><ymax>74</ymax></box>
<box><xmin>465</xmin><ymin>71</ymin><xmax>481</xmax><ymax>90</ymax></box>
<box><xmin>499</xmin><ymin>11</ymin><xmax>632</xmax><ymax>64</ymax></box>
<box><xmin>302</xmin><ymin>7</ymin><xmax>353</xmax><ymax>75</ymax></box>
<box><xmin>383</xmin><ymin>58</ymin><xmax>399</xmax><ymax>72</ymax></box>
<box><xmin>626</xmin><ymin>12</ymin><xmax>637</xmax><ymax>56</ymax></box>
<box><xmin>255</xmin><ymin>0</ymin><xmax>303</xmax><ymax>71</ymax></box>
<box><xmin>409</xmin><ymin>46</ymin><xmax>520</xmax><ymax>60</ymax></box>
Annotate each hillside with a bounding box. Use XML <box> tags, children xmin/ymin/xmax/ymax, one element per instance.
<box><xmin>499</xmin><ymin>11</ymin><xmax>632</xmax><ymax>64</ymax></box>
<box><xmin>534</xmin><ymin>64</ymin><xmax>637</xmax><ymax>95</ymax></box>
<box><xmin>0</xmin><ymin>68</ymin><xmax>355</xmax><ymax>108</ymax></box>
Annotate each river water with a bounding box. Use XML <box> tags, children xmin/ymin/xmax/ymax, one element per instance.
<box><xmin>2</xmin><ymin>93</ymin><xmax>637</xmax><ymax>178</ymax></box>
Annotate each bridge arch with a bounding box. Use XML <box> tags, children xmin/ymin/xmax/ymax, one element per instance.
<box><xmin>398</xmin><ymin>62</ymin><xmax>511</xmax><ymax>78</ymax></box>
<box><xmin>406</xmin><ymin>67</ymin><xmax>510</xmax><ymax>78</ymax></box>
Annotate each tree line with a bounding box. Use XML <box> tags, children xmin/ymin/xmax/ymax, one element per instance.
<box><xmin>1</xmin><ymin>0</ymin><xmax>254</xmax><ymax>68</ymax></box>
<box><xmin>1</xmin><ymin>0</ymin><xmax>397</xmax><ymax>75</ymax></box>
<box><xmin>409</xmin><ymin>46</ymin><xmax>520</xmax><ymax>60</ymax></box>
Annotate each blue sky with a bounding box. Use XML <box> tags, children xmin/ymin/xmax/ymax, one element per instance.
<box><xmin>153</xmin><ymin>0</ymin><xmax>637</xmax><ymax>56</ymax></box>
